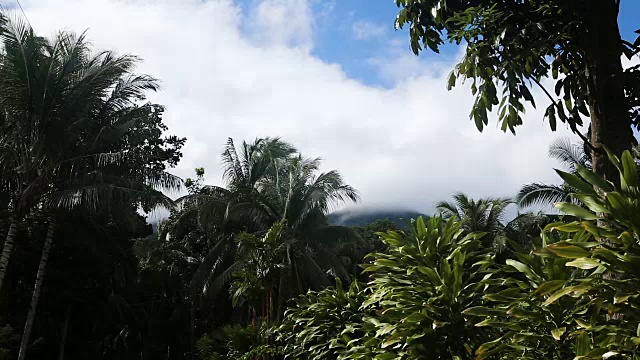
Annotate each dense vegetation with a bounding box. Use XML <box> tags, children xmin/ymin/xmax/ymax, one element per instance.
<box><xmin>2</xmin><ymin>1</ymin><xmax>640</xmax><ymax>359</ymax></box>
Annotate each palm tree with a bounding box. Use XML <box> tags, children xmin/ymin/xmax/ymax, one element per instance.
<box><xmin>0</xmin><ymin>17</ymin><xmax>182</xmax><ymax>359</ymax></box>
<box><xmin>0</xmin><ymin>11</ymin><xmax>48</xmax><ymax>292</ymax></box>
<box><xmin>436</xmin><ymin>193</ymin><xmax>512</xmax><ymax>244</ymax></box>
<box><xmin>516</xmin><ymin>137</ymin><xmax>591</xmax><ymax>209</ymax></box>
<box><xmin>502</xmin><ymin>212</ymin><xmax>558</xmax><ymax>251</ymax></box>
<box><xmin>166</xmin><ymin>138</ymin><xmax>359</xmax><ymax>323</ymax></box>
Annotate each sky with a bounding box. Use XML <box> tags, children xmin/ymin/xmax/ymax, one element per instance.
<box><xmin>2</xmin><ymin>0</ymin><xmax>640</xmax><ymax>217</ymax></box>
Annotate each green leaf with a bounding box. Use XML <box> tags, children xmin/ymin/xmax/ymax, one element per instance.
<box><xmin>506</xmin><ymin>260</ymin><xmax>540</xmax><ymax>281</ymax></box>
<box><xmin>614</xmin><ymin>292</ymin><xmax>631</xmax><ymax>304</ymax></box>
<box><xmin>543</xmin><ymin>285</ymin><xmax>589</xmax><ymax>306</ymax></box>
<box><xmin>606</xmin><ymin>192</ymin><xmax>628</xmax><ymax>213</ymax></box>
<box><xmin>575</xmin><ymin>164</ymin><xmax>612</xmax><ymax>192</ymax></box>
<box><xmin>602</xmin><ymin>145</ymin><xmax>623</xmax><ymax>174</ymax></box>
<box><xmin>535</xmin><ymin>280</ymin><xmax>566</xmax><ymax>296</ymax></box>
<box><xmin>475</xmin><ymin>336</ymin><xmax>504</xmax><ymax>355</ymax></box>
<box><xmin>546</xmin><ymin>222</ymin><xmax>585</xmax><ymax>233</ymax></box>
<box><xmin>555</xmin><ymin>202</ymin><xmax>599</xmax><ymax>220</ymax></box>
<box><xmin>573</xmin><ymin>194</ymin><xmax>611</xmax><ymax>214</ymax></box>
<box><xmin>565</xmin><ymin>258</ymin><xmax>600</xmax><ymax>270</ymax></box>
<box><xmin>575</xmin><ymin>331</ymin><xmax>590</xmax><ymax>356</ymax></box>
<box><xmin>419</xmin><ymin>267</ymin><xmax>442</xmax><ymax>286</ymax></box>
<box><xmin>551</xmin><ymin>327</ymin><xmax>566</xmax><ymax>340</ymax></box>
<box><xmin>554</xmin><ymin>170</ymin><xmax>597</xmax><ymax>196</ymax></box>
<box><xmin>374</xmin><ymin>353</ymin><xmax>398</xmax><ymax>360</ymax></box>
<box><xmin>415</xmin><ymin>216</ymin><xmax>427</xmax><ymax>239</ymax></box>
<box><xmin>520</xmin><ymin>84</ymin><xmax>534</xmax><ymax>106</ymax></box>
<box><xmin>463</xmin><ymin>306</ymin><xmax>503</xmax><ymax>317</ymax></box>
<box><xmin>447</xmin><ymin>71</ymin><xmax>457</xmax><ymax>90</ymax></box>
<box><xmin>621</xmin><ymin>151</ymin><xmax>638</xmax><ymax>188</ymax></box>
<box><xmin>546</xmin><ymin>105</ymin><xmax>557</xmax><ymax>131</ymax></box>
<box><xmin>546</xmin><ymin>243</ymin><xmax>591</xmax><ymax>258</ymax></box>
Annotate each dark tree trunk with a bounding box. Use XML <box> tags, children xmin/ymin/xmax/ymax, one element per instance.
<box><xmin>0</xmin><ymin>219</ymin><xmax>18</xmax><ymax>292</ymax></box>
<box><xmin>584</xmin><ymin>3</ymin><xmax>629</xmax><ymax>322</ymax></box>
<box><xmin>189</xmin><ymin>297</ymin><xmax>195</xmax><ymax>360</ymax></box>
<box><xmin>58</xmin><ymin>307</ymin><xmax>70</xmax><ymax>360</ymax></box>
<box><xmin>18</xmin><ymin>217</ymin><xmax>57</xmax><ymax>360</ymax></box>
<box><xmin>585</xmin><ymin>0</ymin><xmax>633</xmax><ymax>182</ymax></box>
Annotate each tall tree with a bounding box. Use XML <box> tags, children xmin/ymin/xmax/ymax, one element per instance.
<box><xmin>436</xmin><ymin>193</ymin><xmax>511</xmax><ymax>248</ymax></box>
<box><xmin>179</xmin><ymin>138</ymin><xmax>359</xmax><ymax>298</ymax></box>
<box><xmin>0</xmin><ymin>11</ymin><xmax>45</xmax><ymax>293</ymax></box>
<box><xmin>394</xmin><ymin>0</ymin><xmax>640</xmax><ymax>181</ymax></box>
<box><xmin>0</xmin><ymin>14</ymin><xmax>184</xmax><ymax>359</ymax></box>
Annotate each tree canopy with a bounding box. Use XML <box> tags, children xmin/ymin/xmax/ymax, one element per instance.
<box><xmin>395</xmin><ymin>0</ymin><xmax>640</xmax><ymax>180</ymax></box>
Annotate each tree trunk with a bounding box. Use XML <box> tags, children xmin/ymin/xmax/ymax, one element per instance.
<box><xmin>189</xmin><ymin>297</ymin><xmax>195</xmax><ymax>360</ymax></box>
<box><xmin>17</xmin><ymin>217</ymin><xmax>57</xmax><ymax>360</ymax></box>
<box><xmin>584</xmin><ymin>2</ymin><xmax>629</xmax><ymax>323</ymax></box>
<box><xmin>58</xmin><ymin>307</ymin><xmax>70</xmax><ymax>360</ymax></box>
<box><xmin>0</xmin><ymin>219</ymin><xmax>18</xmax><ymax>293</ymax></box>
<box><xmin>585</xmin><ymin>0</ymin><xmax>633</xmax><ymax>181</ymax></box>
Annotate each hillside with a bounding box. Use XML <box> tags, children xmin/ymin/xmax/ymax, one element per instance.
<box><xmin>327</xmin><ymin>208</ymin><xmax>428</xmax><ymax>228</ymax></box>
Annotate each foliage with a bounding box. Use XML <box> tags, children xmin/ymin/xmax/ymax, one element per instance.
<box><xmin>436</xmin><ymin>194</ymin><xmax>511</xmax><ymax>234</ymax></box>
<box><xmin>466</xmin><ymin>228</ymin><xmax>595</xmax><ymax>359</ymax></box>
<box><xmin>177</xmin><ymin>138</ymin><xmax>361</xmax><ymax>310</ymax></box>
<box><xmin>347</xmin><ymin>216</ymin><xmax>495</xmax><ymax>359</ymax></box>
<box><xmin>394</xmin><ymin>1</ymin><xmax>640</xmax><ymax>135</ymax></box>
<box><xmin>197</xmin><ymin>321</ymin><xmax>279</xmax><ymax>360</ymax></box>
<box><xmin>436</xmin><ymin>193</ymin><xmax>511</xmax><ymax>250</ymax></box>
<box><xmin>277</xmin><ymin>278</ymin><xmax>370</xmax><ymax>359</ymax></box>
<box><xmin>8</xmin><ymin>4</ymin><xmax>640</xmax><ymax>360</ymax></box>
<box><xmin>349</xmin><ymin>219</ymin><xmax>399</xmax><ymax>281</ymax></box>
<box><xmin>517</xmin><ymin>137</ymin><xmax>640</xmax><ymax>209</ymax></box>
<box><xmin>532</xmin><ymin>148</ymin><xmax>640</xmax><ymax>358</ymax></box>
<box><xmin>502</xmin><ymin>212</ymin><xmax>558</xmax><ymax>251</ymax></box>
<box><xmin>0</xmin><ymin>325</ymin><xmax>18</xmax><ymax>360</ymax></box>
<box><xmin>0</xmin><ymin>11</ymin><xmax>184</xmax><ymax>360</ymax></box>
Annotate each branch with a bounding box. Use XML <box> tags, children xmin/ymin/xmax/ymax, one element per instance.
<box><xmin>530</xmin><ymin>77</ymin><xmax>596</xmax><ymax>152</ymax></box>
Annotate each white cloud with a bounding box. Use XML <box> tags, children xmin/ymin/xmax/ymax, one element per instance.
<box><xmin>15</xmin><ymin>0</ymin><xmax>573</xmax><ymax>216</ymax></box>
<box><xmin>247</xmin><ymin>0</ymin><xmax>314</xmax><ymax>50</ymax></box>
<box><xmin>352</xmin><ymin>19</ymin><xmax>387</xmax><ymax>40</ymax></box>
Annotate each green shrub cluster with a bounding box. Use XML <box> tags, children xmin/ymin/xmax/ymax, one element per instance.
<box><xmin>268</xmin><ymin>149</ymin><xmax>640</xmax><ymax>359</ymax></box>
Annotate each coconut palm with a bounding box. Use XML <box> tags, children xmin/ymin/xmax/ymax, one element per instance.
<box><xmin>436</xmin><ymin>193</ymin><xmax>512</xmax><ymax>244</ymax></box>
<box><xmin>168</xmin><ymin>138</ymin><xmax>360</xmax><ymax>321</ymax></box>
<box><xmin>502</xmin><ymin>212</ymin><xmax>558</xmax><ymax>251</ymax></box>
<box><xmin>0</xmin><ymin>17</ymin><xmax>182</xmax><ymax>359</ymax></box>
<box><xmin>517</xmin><ymin>135</ymin><xmax>640</xmax><ymax>212</ymax></box>
<box><xmin>516</xmin><ymin>137</ymin><xmax>591</xmax><ymax>209</ymax></box>
<box><xmin>227</xmin><ymin>155</ymin><xmax>361</xmax><ymax>317</ymax></box>
<box><xmin>0</xmin><ymin>11</ymin><xmax>49</xmax><ymax>292</ymax></box>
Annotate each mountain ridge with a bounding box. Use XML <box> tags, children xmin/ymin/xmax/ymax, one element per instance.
<box><xmin>328</xmin><ymin>208</ymin><xmax>428</xmax><ymax>228</ymax></box>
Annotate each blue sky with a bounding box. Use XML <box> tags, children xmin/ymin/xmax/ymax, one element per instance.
<box><xmin>308</xmin><ymin>0</ymin><xmax>459</xmax><ymax>85</ymax></box>
<box><xmin>261</xmin><ymin>0</ymin><xmax>640</xmax><ymax>87</ymax></box>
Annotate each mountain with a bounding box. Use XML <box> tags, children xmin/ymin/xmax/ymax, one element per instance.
<box><xmin>328</xmin><ymin>208</ymin><xmax>428</xmax><ymax>228</ymax></box>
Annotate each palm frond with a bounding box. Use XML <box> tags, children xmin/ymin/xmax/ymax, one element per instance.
<box><xmin>189</xmin><ymin>236</ymin><xmax>232</xmax><ymax>295</ymax></box>
<box><xmin>297</xmin><ymin>249</ymin><xmax>331</xmax><ymax>290</ymax></box>
<box><xmin>516</xmin><ymin>182</ymin><xmax>570</xmax><ymax>209</ymax></box>
<box><xmin>203</xmin><ymin>261</ymin><xmax>242</xmax><ymax>302</ymax></box>
<box><xmin>145</xmin><ymin>171</ymin><xmax>183</xmax><ymax>192</ymax></box>
<box><xmin>435</xmin><ymin>200</ymin><xmax>460</xmax><ymax>218</ymax></box>
<box><xmin>221</xmin><ymin>137</ymin><xmax>244</xmax><ymax>186</ymax></box>
<box><xmin>549</xmin><ymin>137</ymin><xmax>590</xmax><ymax>173</ymax></box>
<box><xmin>49</xmin><ymin>183</ymin><xmax>175</xmax><ymax>212</ymax></box>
